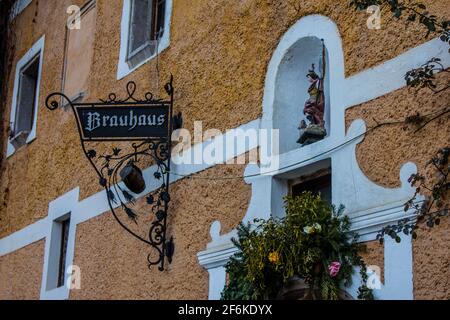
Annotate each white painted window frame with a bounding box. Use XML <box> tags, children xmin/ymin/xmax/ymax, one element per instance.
<box><xmin>40</xmin><ymin>188</ymin><xmax>79</xmax><ymax>300</ymax></box>
<box><xmin>6</xmin><ymin>35</ymin><xmax>45</xmax><ymax>158</ymax></box>
<box><xmin>117</xmin><ymin>0</ymin><xmax>172</xmax><ymax>80</ymax></box>
<box><xmin>127</xmin><ymin>0</ymin><xmax>154</xmax><ymax>66</ymax></box>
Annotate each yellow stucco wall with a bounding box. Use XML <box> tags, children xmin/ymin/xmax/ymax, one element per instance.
<box><xmin>0</xmin><ymin>240</ymin><xmax>44</xmax><ymax>300</ymax></box>
<box><xmin>70</xmin><ymin>163</ymin><xmax>250</xmax><ymax>300</ymax></box>
<box><xmin>0</xmin><ymin>0</ymin><xmax>449</xmax><ymax>299</ymax></box>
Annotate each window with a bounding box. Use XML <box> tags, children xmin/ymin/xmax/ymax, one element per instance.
<box><xmin>7</xmin><ymin>36</ymin><xmax>44</xmax><ymax>157</ymax></box>
<box><xmin>57</xmin><ymin>218</ymin><xmax>71</xmax><ymax>288</ymax></box>
<box><xmin>117</xmin><ymin>0</ymin><xmax>172</xmax><ymax>79</ymax></box>
<box><xmin>41</xmin><ymin>188</ymin><xmax>78</xmax><ymax>300</ymax></box>
<box><xmin>127</xmin><ymin>0</ymin><xmax>166</xmax><ymax>68</ymax></box>
<box><xmin>46</xmin><ymin>214</ymin><xmax>71</xmax><ymax>291</ymax></box>
<box><xmin>291</xmin><ymin>171</ymin><xmax>332</xmax><ymax>203</ymax></box>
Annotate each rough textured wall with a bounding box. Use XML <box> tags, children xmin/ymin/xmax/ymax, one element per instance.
<box><xmin>70</xmin><ymin>163</ymin><xmax>250</xmax><ymax>300</ymax></box>
<box><xmin>0</xmin><ymin>240</ymin><xmax>44</xmax><ymax>299</ymax></box>
<box><xmin>346</xmin><ymin>71</ymin><xmax>450</xmax><ymax>299</ymax></box>
<box><xmin>2</xmin><ymin>0</ymin><xmax>449</xmax><ymax>239</ymax></box>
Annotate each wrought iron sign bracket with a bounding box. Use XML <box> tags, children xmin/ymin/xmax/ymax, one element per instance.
<box><xmin>46</xmin><ymin>76</ymin><xmax>179</xmax><ymax>271</ymax></box>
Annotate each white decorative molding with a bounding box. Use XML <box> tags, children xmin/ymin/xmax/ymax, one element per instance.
<box><xmin>7</xmin><ymin>35</ymin><xmax>45</xmax><ymax>158</ymax></box>
<box><xmin>207</xmin><ymin>267</ymin><xmax>227</xmax><ymax>300</ymax></box>
<box><xmin>117</xmin><ymin>0</ymin><xmax>173</xmax><ymax>80</ymax></box>
<box><xmin>261</xmin><ymin>15</ymin><xmax>346</xmax><ymax>143</ymax></box>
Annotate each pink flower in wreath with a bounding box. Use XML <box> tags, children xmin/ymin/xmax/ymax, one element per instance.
<box><xmin>328</xmin><ymin>261</ymin><xmax>341</xmax><ymax>278</ymax></box>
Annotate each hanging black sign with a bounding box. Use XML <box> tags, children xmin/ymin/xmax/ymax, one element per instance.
<box><xmin>45</xmin><ymin>78</ymin><xmax>177</xmax><ymax>272</ymax></box>
<box><xmin>75</xmin><ymin>104</ymin><xmax>170</xmax><ymax>141</ymax></box>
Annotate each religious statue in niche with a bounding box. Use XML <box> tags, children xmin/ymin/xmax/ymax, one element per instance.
<box><xmin>297</xmin><ymin>41</ymin><xmax>327</xmax><ymax>146</ymax></box>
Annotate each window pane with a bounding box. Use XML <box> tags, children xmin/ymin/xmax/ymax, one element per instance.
<box><xmin>291</xmin><ymin>174</ymin><xmax>332</xmax><ymax>203</ymax></box>
<box><xmin>15</xmin><ymin>56</ymin><xmax>39</xmax><ymax>135</ymax></box>
<box><xmin>129</xmin><ymin>0</ymin><xmax>153</xmax><ymax>55</ymax></box>
<box><xmin>154</xmin><ymin>0</ymin><xmax>165</xmax><ymax>39</ymax></box>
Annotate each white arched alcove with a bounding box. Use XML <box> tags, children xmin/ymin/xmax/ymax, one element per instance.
<box><xmin>261</xmin><ymin>15</ymin><xmax>346</xmax><ymax>154</ymax></box>
<box><xmin>273</xmin><ymin>36</ymin><xmax>331</xmax><ymax>154</ymax></box>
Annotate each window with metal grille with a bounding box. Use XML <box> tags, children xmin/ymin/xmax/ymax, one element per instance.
<box><xmin>127</xmin><ymin>0</ymin><xmax>166</xmax><ymax>68</ymax></box>
<box><xmin>291</xmin><ymin>171</ymin><xmax>332</xmax><ymax>204</ymax></box>
<box><xmin>10</xmin><ymin>55</ymin><xmax>40</xmax><ymax>149</ymax></box>
<box><xmin>57</xmin><ymin>218</ymin><xmax>71</xmax><ymax>288</ymax></box>
<box><xmin>62</xmin><ymin>0</ymin><xmax>96</xmax><ymax>104</ymax></box>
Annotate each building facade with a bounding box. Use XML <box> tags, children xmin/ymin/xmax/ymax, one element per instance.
<box><xmin>0</xmin><ymin>0</ymin><xmax>449</xmax><ymax>300</ymax></box>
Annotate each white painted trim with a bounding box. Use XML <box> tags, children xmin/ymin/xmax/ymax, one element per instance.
<box><xmin>207</xmin><ymin>267</ymin><xmax>227</xmax><ymax>300</ymax></box>
<box><xmin>346</xmin><ymin>233</ymin><xmax>414</xmax><ymax>300</ymax></box>
<box><xmin>345</xmin><ymin>37</ymin><xmax>450</xmax><ymax>107</ymax></box>
<box><xmin>117</xmin><ymin>0</ymin><xmax>172</xmax><ymax>80</ymax></box>
<box><xmin>7</xmin><ymin>35</ymin><xmax>45</xmax><ymax>158</ymax></box>
<box><xmin>197</xmin><ymin>221</ymin><xmax>238</xmax><ymax>270</ymax></box>
<box><xmin>0</xmin><ymin>119</ymin><xmax>260</xmax><ymax>300</ymax></box>
<box><xmin>0</xmin><ymin>219</ymin><xmax>47</xmax><ymax>256</ymax></box>
<box><xmin>261</xmin><ymin>15</ymin><xmax>346</xmax><ymax>141</ymax></box>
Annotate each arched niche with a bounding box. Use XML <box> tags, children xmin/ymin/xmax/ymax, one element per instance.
<box><xmin>274</xmin><ymin>36</ymin><xmax>330</xmax><ymax>154</ymax></box>
<box><xmin>261</xmin><ymin>15</ymin><xmax>346</xmax><ymax>158</ymax></box>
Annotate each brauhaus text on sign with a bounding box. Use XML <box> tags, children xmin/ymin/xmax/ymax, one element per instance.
<box><xmin>76</xmin><ymin>104</ymin><xmax>169</xmax><ymax>140</ymax></box>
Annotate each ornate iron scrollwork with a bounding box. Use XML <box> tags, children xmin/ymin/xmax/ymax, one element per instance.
<box><xmin>45</xmin><ymin>77</ymin><xmax>177</xmax><ymax>271</ymax></box>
